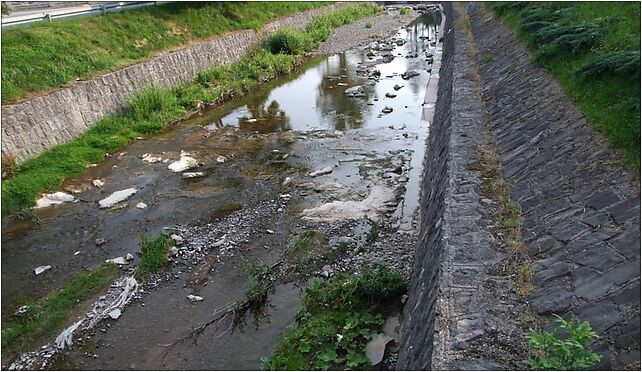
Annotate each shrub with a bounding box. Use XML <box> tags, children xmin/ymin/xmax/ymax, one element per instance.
<box><xmin>524</xmin><ymin>315</ymin><xmax>601</xmax><ymax>370</ymax></box>
<box><xmin>129</xmin><ymin>86</ymin><xmax>185</xmax><ymax>123</ymax></box>
<box><xmin>576</xmin><ymin>50</ymin><xmax>641</xmax><ymax>80</ymax></box>
<box><xmin>264</xmin><ymin>29</ymin><xmax>312</xmax><ymax>55</ymax></box>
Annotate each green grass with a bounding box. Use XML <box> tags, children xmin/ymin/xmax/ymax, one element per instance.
<box><xmin>490</xmin><ymin>2</ymin><xmax>641</xmax><ymax>171</ymax></box>
<box><xmin>1</xmin><ymin>2</ymin><xmax>333</xmax><ymax>103</ymax></box>
<box><xmin>135</xmin><ymin>234</ymin><xmax>171</xmax><ymax>281</ymax></box>
<box><xmin>1</xmin><ymin>3</ymin><xmax>381</xmax><ymax>216</ymax></box>
<box><xmin>1</xmin><ymin>263</ymin><xmax>119</xmax><ymax>357</ymax></box>
<box><xmin>263</xmin><ymin>263</ymin><xmax>406</xmax><ymax>370</ymax></box>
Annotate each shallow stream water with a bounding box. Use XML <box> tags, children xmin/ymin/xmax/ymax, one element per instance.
<box><xmin>2</xmin><ymin>10</ymin><xmax>443</xmax><ymax>370</ymax></box>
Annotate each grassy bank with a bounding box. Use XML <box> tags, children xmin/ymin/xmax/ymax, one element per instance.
<box><xmin>1</xmin><ymin>1</ymin><xmax>332</xmax><ymax>103</ymax></box>
<box><xmin>489</xmin><ymin>2</ymin><xmax>641</xmax><ymax>170</ymax></box>
<box><xmin>1</xmin><ymin>263</ymin><xmax>119</xmax><ymax>357</ymax></box>
<box><xmin>1</xmin><ymin>3</ymin><xmax>381</xmax><ymax>216</ymax></box>
<box><xmin>263</xmin><ymin>264</ymin><xmax>407</xmax><ymax>370</ymax></box>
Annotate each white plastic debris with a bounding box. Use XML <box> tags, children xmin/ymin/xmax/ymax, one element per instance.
<box><xmin>55</xmin><ymin>319</ymin><xmax>84</xmax><ymax>350</ymax></box>
<box><xmin>34</xmin><ymin>265</ymin><xmax>51</xmax><ymax>275</ymax></box>
<box><xmin>92</xmin><ymin>179</ymin><xmax>104</xmax><ymax>188</ymax></box>
<box><xmin>365</xmin><ymin>334</ymin><xmax>394</xmax><ymax>365</ymax></box>
<box><xmin>136</xmin><ymin>202</ymin><xmax>148</xmax><ymax>209</ymax></box>
<box><xmin>35</xmin><ymin>192</ymin><xmax>75</xmax><ymax>209</ymax></box>
<box><xmin>309</xmin><ymin>165</ymin><xmax>335</xmax><ymax>177</ymax></box>
<box><xmin>74</xmin><ymin>251</ymin><xmax>81</xmax><ymax>256</ymax></box>
<box><xmin>187</xmin><ymin>295</ymin><xmax>204</xmax><ymax>302</ymax></box>
<box><xmin>98</xmin><ymin>188</ymin><xmax>137</xmax><ymax>208</ymax></box>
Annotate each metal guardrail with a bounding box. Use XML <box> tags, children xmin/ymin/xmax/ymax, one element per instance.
<box><xmin>1</xmin><ymin>1</ymin><xmax>165</xmax><ymax>29</ymax></box>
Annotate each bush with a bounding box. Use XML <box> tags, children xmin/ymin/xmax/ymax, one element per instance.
<box><xmin>129</xmin><ymin>86</ymin><xmax>185</xmax><ymax>123</ymax></box>
<box><xmin>264</xmin><ymin>29</ymin><xmax>312</xmax><ymax>55</ymax></box>
<box><xmin>576</xmin><ymin>50</ymin><xmax>641</xmax><ymax>80</ymax></box>
<box><xmin>524</xmin><ymin>315</ymin><xmax>601</xmax><ymax>370</ymax></box>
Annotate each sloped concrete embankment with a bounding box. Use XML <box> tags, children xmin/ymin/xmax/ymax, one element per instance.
<box><xmin>399</xmin><ymin>2</ymin><xmax>640</xmax><ymax>370</ymax></box>
<box><xmin>466</xmin><ymin>3</ymin><xmax>640</xmax><ymax>369</ymax></box>
<box><xmin>1</xmin><ymin>3</ymin><xmax>346</xmax><ymax>163</ymax></box>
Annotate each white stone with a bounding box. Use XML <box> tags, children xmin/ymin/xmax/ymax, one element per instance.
<box><xmin>35</xmin><ymin>192</ymin><xmax>75</xmax><ymax>208</ymax></box>
<box><xmin>187</xmin><ymin>295</ymin><xmax>204</xmax><ymax>302</ymax></box>
<box><xmin>126</xmin><ymin>253</ymin><xmax>134</xmax><ymax>261</ymax></box>
<box><xmin>136</xmin><ymin>202</ymin><xmax>147</xmax><ymax>209</ymax></box>
<box><xmin>171</xmin><ymin>234</ymin><xmax>183</xmax><ymax>244</ymax></box>
<box><xmin>216</xmin><ymin>156</ymin><xmax>226</xmax><ymax>163</ymax></box>
<box><xmin>266</xmin><ymin>229</ymin><xmax>275</xmax><ymax>234</ymax></box>
<box><xmin>168</xmin><ymin>155</ymin><xmax>198</xmax><ymax>172</ymax></box>
<box><xmin>182</xmin><ymin>172</ymin><xmax>205</xmax><ymax>179</ymax></box>
<box><xmin>105</xmin><ymin>257</ymin><xmax>128</xmax><ymax>265</ymax></box>
<box><xmin>108</xmin><ymin>309</ymin><xmax>121</xmax><ymax>320</ymax></box>
<box><xmin>98</xmin><ymin>188</ymin><xmax>137</xmax><ymax>208</ymax></box>
<box><xmin>92</xmin><ymin>179</ymin><xmax>104</xmax><ymax>188</ymax></box>
<box><xmin>34</xmin><ymin>265</ymin><xmax>51</xmax><ymax>275</ymax></box>
<box><xmin>309</xmin><ymin>165</ymin><xmax>335</xmax><ymax>177</ymax></box>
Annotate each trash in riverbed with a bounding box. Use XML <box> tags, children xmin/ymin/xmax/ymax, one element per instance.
<box><xmin>35</xmin><ymin>192</ymin><xmax>75</xmax><ymax>209</ymax></box>
<box><xmin>182</xmin><ymin>172</ymin><xmax>205</xmax><ymax>179</ymax></box>
<box><xmin>98</xmin><ymin>188</ymin><xmax>137</xmax><ymax>208</ymax></box>
<box><xmin>96</xmin><ymin>238</ymin><xmax>107</xmax><ymax>246</ymax></box>
<box><xmin>141</xmin><ymin>154</ymin><xmax>162</xmax><ymax>163</ymax></box>
<box><xmin>92</xmin><ymin>179</ymin><xmax>104</xmax><ymax>188</ymax></box>
<box><xmin>34</xmin><ymin>265</ymin><xmax>51</xmax><ymax>275</ymax></box>
<box><xmin>105</xmin><ymin>257</ymin><xmax>129</xmax><ymax>265</ymax></box>
<box><xmin>301</xmin><ymin>186</ymin><xmax>397</xmax><ymax>222</ymax></box>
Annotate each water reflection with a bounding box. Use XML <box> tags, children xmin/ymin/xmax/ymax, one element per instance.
<box><xmin>187</xmin><ymin>10</ymin><xmax>442</xmax><ymax>133</ymax></box>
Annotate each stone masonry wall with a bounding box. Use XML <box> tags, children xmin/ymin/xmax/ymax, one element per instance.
<box><xmin>467</xmin><ymin>3</ymin><xmax>640</xmax><ymax>369</ymax></box>
<box><xmin>1</xmin><ymin>3</ymin><xmax>345</xmax><ymax>163</ymax></box>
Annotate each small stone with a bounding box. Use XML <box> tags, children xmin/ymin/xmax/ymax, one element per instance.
<box><xmin>98</xmin><ymin>188</ymin><xmax>137</xmax><ymax>208</ymax></box>
<box><xmin>385</xmin><ymin>93</ymin><xmax>397</xmax><ymax>98</ymax></box>
<box><xmin>108</xmin><ymin>309</ymin><xmax>121</xmax><ymax>320</ymax></box>
<box><xmin>393</xmin><ymin>84</ymin><xmax>404</xmax><ymax>91</ymax></box>
<box><xmin>171</xmin><ymin>234</ymin><xmax>183</xmax><ymax>244</ymax></box>
<box><xmin>216</xmin><ymin>156</ymin><xmax>227</xmax><ymax>163</ymax></box>
<box><xmin>381</xmin><ymin>107</ymin><xmax>393</xmax><ymax>114</ymax></box>
<box><xmin>96</xmin><ymin>238</ymin><xmax>107</xmax><ymax>246</ymax></box>
<box><xmin>266</xmin><ymin>229</ymin><xmax>275</xmax><ymax>234</ymax></box>
<box><xmin>136</xmin><ymin>202</ymin><xmax>148</xmax><ymax>209</ymax></box>
<box><xmin>401</xmin><ymin>294</ymin><xmax>409</xmax><ymax>304</ymax></box>
<box><xmin>182</xmin><ymin>172</ymin><xmax>205</xmax><ymax>179</ymax></box>
<box><xmin>170</xmin><ymin>246</ymin><xmax>179</xmax><ymax>256</ymax></box>
<box><xmin>344</xmin><ymin>85</ymin><xmax>366</xmax><ymax>97</ymax></box>
<box><xmin>126</xmin><ymin>253</ymin><xmax>134</xmax><ymax>261</ymax></box>
<box><xmin>187</xmin><ymin>294</ymin><xmax>204</xmax><ymax>302</ymax></box>
<box><xmin>480</xmin><ymin>198</ymin><xmax>494</xmax><ymax>206</ymax></box>
<box><xmin>105</xmin><ymin>257</ymin><xmax>128</xmax><ymax>265</ymax></box>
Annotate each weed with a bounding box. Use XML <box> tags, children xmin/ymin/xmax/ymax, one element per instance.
<box><xmin>524</xmin><ymin>315</ymin><xmax>601</xmax><ymax>370</ymax></box>
<box><xmin>1</xmin><ymin>263</ymin><xmax>118</xmax><ymax>357</ymax></box>
<box><xmin>1</xmin><ymin>154</ymin><xmax>17</xmax><ymax>180</ymax></box>
<box><xmin>296</xmin><ymin>230</ymin><xmax>317</xmax><ymax>250</ymax></box>
<box><xmin>482</xmin><ymin>53</ymin><xmax>494</xmax><ymax>63</ymax></box>
<box><xmin>263</xmin><ymin>263</ymin><xmax>406</xmax><ymax>370</ymax></box>
<box><xmin>400</xmin><ymin>7</ymin><xmax>410</xmax><ymax>16</ymax></box>
<box><xmin>135</xmin><ymin>234</ymin><xmax>170</xmax><ymax>281</ymax></box>
<box><xmin>265</xmin><ymin>29</ymin><xmax>312</xmax><ymax>55</ymax></box>
<box><xmin>365</xmin><ymin>21</ymin><xmax>373</xmax><ymax>29</ymax></box>
<box><xmin>365</xmin><ymin>220</ymin><xmax>379</xmax><ymax>244</ymax></box>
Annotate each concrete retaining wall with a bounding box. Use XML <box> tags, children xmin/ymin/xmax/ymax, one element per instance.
<box><xmin>1</xmin><ymin>3</ymin><xmax>344</xmax><ymax>163</ymax></box>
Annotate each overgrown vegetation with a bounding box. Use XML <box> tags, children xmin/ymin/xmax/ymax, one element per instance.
<box><xmin>1</xmin><ymin>263</ymin><xmax>118</xmax><ymax>357</ymax></box>
<box><xmin>1</xmin><ymin>2</ymin><xmax>333</xmax><ymax>102</ymax></box>
<box><xmin>1</xmin><ymin>3</ymin><xmax>380</xmax><ymax>216</ymax></box>
<box><xmin>287</xmin><ymin>230</ymin><xmax>351</xmax><ymax>274</ymax></box>
<box><xmin>263</xmin><ymin>263</ymin><xmax>407</xmax><ymax>370</ymax></box>
<box><xmin>524</xmin><ymin>315</ymin><xmax>601</xmax><ymax>370</ymax></box>
<box><xmin>490</xmin><ymin>2</ymin><xmax>641</xmax><ymax>170</ymax></box>
<box><xmin>134</xmin><ymin>234</ymin><xmax>170</xmax><ymax>281</ymax></box>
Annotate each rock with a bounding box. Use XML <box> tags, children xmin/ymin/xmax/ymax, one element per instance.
<box><xmin>171</xmin><ymin>234</ymin><xmax>183</xmax><ymax>244</ymax></box>
<box><xmin>480</xmin><ymin>198</ymin><xmax>494</xmax><ymax>206</ymax></box>
<box><xmin>98</xmin><ymin>188</ymin><xmax>137</xmax><ymax>208</ymax></box>
<box><xmin>344</xmin><ymin>86</ymin><xmax>366</xmax><ymax>97</ymax></box>
<box><xmin>385</xmin><ymin>93</ymin><xmax>397</xmax><ymax>98</ymax></box>
<box><xmin>35</xmin><ymin>192</ymin><xmax>75</xmax><ymax>208</ymax></box>
<box><xmin>126</xmin><ymin>253</ymin><xmax>134</xmax><ymax>261</ymax></box>
<box><xmin>136</xmin><ymin>202</ymin><xmax>148</xmax><ymax>209</ymax></box>
<box><xmin>282</xmin><ymin>177</ymin><xmax>292</xmax><ymax>186</ymax></box>
<box><xmin>279</xmin><ymin>193</ymin><xmax>292</xmax><ymax>200</ymax></box>
<box><xmin>105</xmin><ymin>257</ymin><xmax>128</xmax><ymax>265</ymax></box>
<box><xmin>168</xmin><ymin>155</ymin><xmax>198</xmax><ymax>172</ymax></box>
<box><xmin>92</xmin><ymin>179</ymin><xmax>105</xmax><ymax>188</ymax></box>
<box><xmin>401</xmin><ymin>70</ymin><xmax>420</xmax><ymax>80</ymax></box>
<box><xmin>170</xmin><ymin>246</ymin><xmax>179</xmax><ymax>256</ymax></box>
<box><xmin>141</xmin><ymin>154</ymin><xmax>162</xmax><ymax>163</ymax></box>
<box><xmin>95</xmin><ymin>238</ymin><xmax>107</xmax><ymax>246</ymax></box>
<box><xmin>313</xmin><ymin>182</ymin><xmax>346</xmax><ymax>193</ymax></box>
<box><xmin>216</xmin><ymin>156</ymin><xmax>226</xmax><ymax>163</ymax></box>
<box><xmin>108</xmin><ymin>309</ymin><xmax>121</xmax><ymax>320</ymax></box>
<box><xmin>182</xmin><ymin>172</ymin><xmax>205</xmax><ymax>179</ymax></box>
<box><xmin>266</xmin><ymin>229</ymin><xmax>275</xmax><ymax>234</ymax></box>
<box><xmin>321</xmin><ymin>265</ymin><xmax>334</xmax><ymax>278</ymax></box>
<box><xmin>187</xmin><ymin>295</ymin><xmax>204</xmax><ymax>302</ymax></box>
<box><xmin>381</xmin><ymin>107</ymin><xmax>393</xmax><ymax>114</ymax></box>
<box><xmin>34</xmin><ymin>265</ymin><xmax>51</xmax><ymax>275</ymax></box>
<box><xmin>309</xmin><ymin>165</ymin><xmax>335</xmax><ymax>177</ymax></box>
<box><xmin>365</xmin><ymin>334</ymin><xmax>393</xmax><ymax>365</ymax></box>
<box><xmin>393</xmin><ymin>84</ymin><xmax>404</xmax><ymax>91</ymax></box>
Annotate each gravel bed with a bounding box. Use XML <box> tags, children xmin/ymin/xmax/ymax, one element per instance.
<box><xmin>313</xmin><ymin>10</ymin><xmax>420</xmax><ymax>56</ymax></box>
